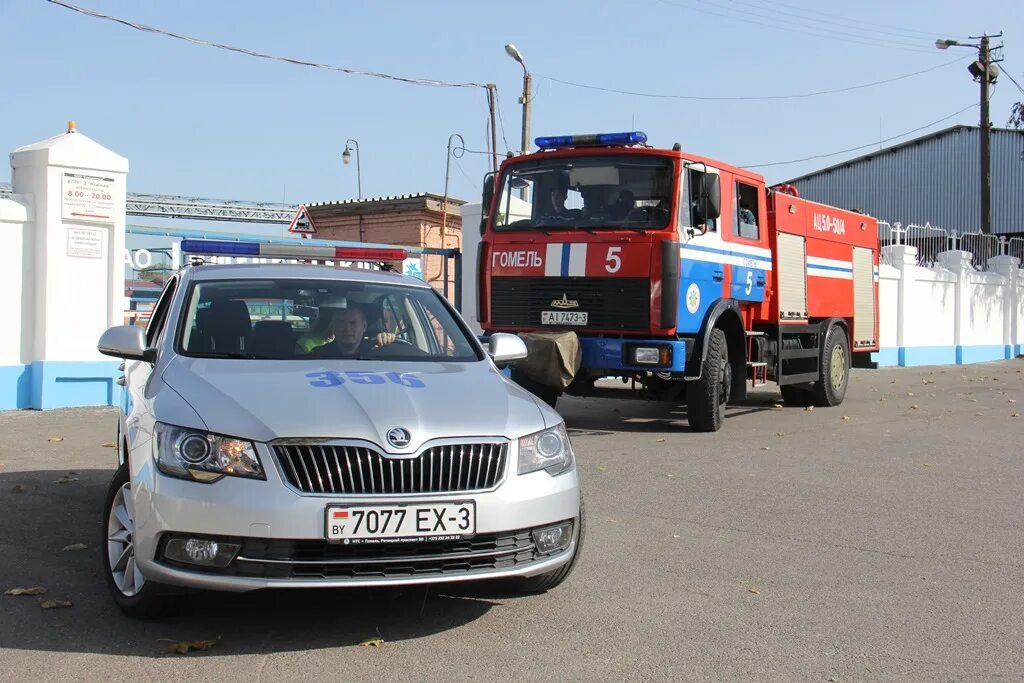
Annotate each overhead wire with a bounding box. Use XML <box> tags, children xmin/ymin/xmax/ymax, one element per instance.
<box><xmin>651</xmin><ymin>0</ymin><xmax>945</xmax><ymax>54</ymax></box>
<box><xmin>741</xmin><ymin>103</ymin><xmax>978</xmax><ymax>169</ymax></box>
<box><xmin>541</xmin><ymin>56</ymin><xmax>967</xmax><ymax>102</ymax></box>
<box><xmin>712</xmin><ymin>0</ymin><xmax>966</xmax><ymax>45</ymax></box>
<box><xmin>726</xmin><ymin>0</ymin><xmax>968</xmax><ymax>41</ymax></box>
<box><xmin>44</xmin><ymin>0</ymin><xmax>486</xmax><ymax>89</ymax></box>
<box><xmin>997</xmin><ymin>65</ymin><xmax>1024</xmax><ymax>97</ymax></box>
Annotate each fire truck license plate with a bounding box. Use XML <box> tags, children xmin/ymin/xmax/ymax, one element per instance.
<box><xmin>541</xmin><ymin>311</ymin><xmax>588</xmax><ymax>325</ymax></box>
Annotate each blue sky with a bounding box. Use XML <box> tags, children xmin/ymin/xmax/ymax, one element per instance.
<box><xmin>2</xmin><ymin>0</ymin><xmax>1021</xmax><ymax>211</ymax></box>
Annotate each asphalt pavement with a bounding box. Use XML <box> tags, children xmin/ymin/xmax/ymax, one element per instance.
<box><xmin>1</xmin><ymin>359</ymin><xmax>1022</xmax><ymax>681</ymax></box>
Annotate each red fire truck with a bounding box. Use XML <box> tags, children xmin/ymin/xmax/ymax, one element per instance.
<box><xmin>477</xmin><ymin>131</ymin><xmax>879</xmax><ymax>432</ymax></box>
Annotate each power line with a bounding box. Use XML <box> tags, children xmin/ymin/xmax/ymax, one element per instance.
<box><xmin>44</xmin><ymin>0</ymin><xmax>486</xmax><ymax>89</ymax></box>
<box><xmin>714</xmin><ymin>0</ymin><xmax>967</xmax><ymax>44</ymax></box>
<box><xmin>493</xmin><ymin>90</ymin><xmax>513</xmax><ymax>154</ymax></box>
<box><xmin>997</xmin><ymin>65</ymin><xmax>1024</xmax><ymax>97</ymax></box>
<box><xmin>741</xmin><ymin>103</ymin><xmax>978</xmax><ymax>169</ymax></box>
<box><xmin>651</xmin><ymin>0</ymin><xmax>944</xmax><ymax>54</ymax></box>
<box><xmin>543</xmin><ymin>56</ymin><xmax>966</xmax><ymax>102</ymax></box>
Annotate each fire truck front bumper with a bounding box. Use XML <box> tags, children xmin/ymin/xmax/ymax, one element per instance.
<box><xmin>579</xmin><ymin>337</ymin><xmax>689</xmax><ymax>373</ymax></box>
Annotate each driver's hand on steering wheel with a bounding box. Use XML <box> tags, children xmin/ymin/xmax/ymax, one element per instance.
<box><xmin>374</xmin><ymin>332</ymin><xmax>397</xmax><ymax>348</ymax></box>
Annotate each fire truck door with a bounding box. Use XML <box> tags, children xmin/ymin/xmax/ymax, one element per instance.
<box><xmin>676</xmin><ymin>166</ymin><xmax>726</xmax><ymax>335</ymax></box>
<box><xmin>723</xmin><ymin>181</ymin><xmax>770</xmax><ymax>304</ymax></box>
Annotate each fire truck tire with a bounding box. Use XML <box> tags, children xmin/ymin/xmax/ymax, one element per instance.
<box><xmin>810</xmin><ymin>325</ymin><xmax>850</xmax><ymax>407</ymax></box>
<box><xmin>687</xmin><ymin>328</ymin><xmax>729</xmax><ymax>432</ymax></box>
<box><xmin>511</xmin><ymin>369</ymin><xmax>560</xmax><ymax>409</ymax></box>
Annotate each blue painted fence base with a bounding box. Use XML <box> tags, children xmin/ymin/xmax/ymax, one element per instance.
<box><xmin>871</xmin><ymin>345</ymin><xmax>1022</xmax><ymax>369</ymax></box>
<box><xmin>0</xmin><ymin>361</ymin><xmax>122</xmax><ymax>410</ymax></box>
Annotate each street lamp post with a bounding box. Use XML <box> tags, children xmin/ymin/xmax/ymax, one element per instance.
<box><xmin>342</xmin><ymin>138</ymin><xmax>362</xmax><ymax>199</ymax></box>
<box><xmin>936</xmin><ymin>33</ymin><xmax>1002</xmax><ymax>234</ymax></box>
<box><xmin>504</xmin><ymin>43</ymin><xmax>531</xmax><ymax>200</ymax></box>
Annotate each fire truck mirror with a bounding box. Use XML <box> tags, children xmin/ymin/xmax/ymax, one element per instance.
<box><xmin>480</xmin><ymin>172</ymin><xmax>496</xmax><ymax>235</ymax></box>
<box><xmin>702</xmin><ymin>174</ymin><xmax>722</xmax><ymax>221</ymax></box>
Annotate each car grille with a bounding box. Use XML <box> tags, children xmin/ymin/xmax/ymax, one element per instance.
<box><xmin>188</xmin><ymin>523</ymin><xmax>573</xmax><ymax>580</ymax></box>
<box><xmin>490</xmin><ymin>276</ymin><xmax>650</xmax><ymax>331</ymax></box>
<box><xmin>273</xmin><ymin>442</ymin><xmax>508</xmax><ymax>495</ymax></box>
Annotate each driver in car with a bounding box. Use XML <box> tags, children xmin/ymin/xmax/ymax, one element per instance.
<box><xmin>310</xmin><ymin>305</ymin><xmax>397</xmax><ymax>356</ymax></box>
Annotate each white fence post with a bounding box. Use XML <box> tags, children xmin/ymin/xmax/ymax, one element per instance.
<box><xmin>988</xmin><ymin>255</ymin><xmax>1021</xmax><ymax>358</ymax></box>
<box><xmin>883</xmin><ymin>244</ymin><xmax>916</xmax><ymax>363</ymax></box>
<box><xmin>936</xmin><ymin>250</ymin><xmax>972</xmax><ymax>363</ymax></box>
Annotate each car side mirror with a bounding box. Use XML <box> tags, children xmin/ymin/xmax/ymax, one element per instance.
<box><xmin>487</xmin><ymin>333</ymin><xmax>527</xmax><ymax>366</ymax></box>
<box><xmin>480</xmin><ymin>172</ymin><xmax>496</xmax><ymax>235</ymax></box>
<box><xmin>98</xmin><ymin>325</ymin><xmax>155</xmax><ymax>362</ymax></box>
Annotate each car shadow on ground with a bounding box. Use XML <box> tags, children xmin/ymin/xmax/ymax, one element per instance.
<box><xmin>556</xmin><ymin>388</ymin><xmax>786</xmax><ymax>433</ymax></box>
<box><xmin>0</xmin><ymin>468</ymin><xmax>511</xmax><ymax>657</ymax></box>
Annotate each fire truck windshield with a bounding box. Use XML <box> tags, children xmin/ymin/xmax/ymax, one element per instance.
<box><xmin>493</xmin><ymin>155</ymin><xmax>674</xmax><ymax>233</ymax></box>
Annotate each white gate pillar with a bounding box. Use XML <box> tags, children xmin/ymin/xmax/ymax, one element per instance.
<box><xmin>988</xmin><ymin>255</ymin><xmax>1021</xmax><ymax>359</ymax></box>
<box><xmin>10</xmin><ymin>122</ymin><xmax>129</xmax><ymax>409</ymax></box>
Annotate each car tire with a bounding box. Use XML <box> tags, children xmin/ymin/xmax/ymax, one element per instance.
<box><xmin>687</xmin><ymin>328</ymin><xmax>730</xmax><ymax>432</ymax></box>
<box><xmin>101</xmin><ymin>464</ymin><xmax>176</xmax><ymax>619</ymax></box>
<box><xmin>507</xmin><ymin>504</ymin><xmax>586</xmax><ymax>594</ymax></box>
<box><xmin>511</xmin><ymin>369</ymin><xmax>560</xmax><ymax>409</ymax></box>
<box><xmin>810</xmin><ymin>325</ymin><xmax>850</xmax><ymax>407</ymax></box>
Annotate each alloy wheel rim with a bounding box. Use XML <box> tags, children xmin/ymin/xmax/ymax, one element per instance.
<box><xmin>107</xmin><ymin>482</ymin><xmax>145</xmax><ymax>597</ymax></box>
<box><xmin>830</xmin><ymin>345</ymin><xmax>847</xmax><ymax>389</ymax></box>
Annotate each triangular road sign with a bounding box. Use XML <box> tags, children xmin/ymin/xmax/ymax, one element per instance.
<box><xmin>288</xmin><ymin>205</ymin><xmax>317</xmax><ymax>235</ymax></box>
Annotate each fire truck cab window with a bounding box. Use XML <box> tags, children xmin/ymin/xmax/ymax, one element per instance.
<box><xmin>495</xmin><ymin>155</ymin><xmax>673</xmax><ymax>232</ymax></box>
<box><xmin>734</xmin><ymin>182</ymin><xmax>760</xmax><ymax>240</ymax></box>
<box><xmin>686</xmin><ymin>168</ymin><xmax>718</xmax><ymax>233</ymax></box>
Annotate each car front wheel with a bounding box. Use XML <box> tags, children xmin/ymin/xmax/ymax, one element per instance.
<box><xmin>102</xmin><ymin>464</ymin><xmax>176</xmax><ymax>618</ymax></box>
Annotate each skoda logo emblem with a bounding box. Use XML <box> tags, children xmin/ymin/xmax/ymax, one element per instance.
<box><xmin>386</xmin><ymin>427</ymin><xmax>411</xmax><ymax>448</ymax></box>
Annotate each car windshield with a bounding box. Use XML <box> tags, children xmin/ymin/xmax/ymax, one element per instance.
<box><xmin>494</xmin><ymin>154</ymin><xmax>674</xmax><ymax>232</ymax></box>
<box><xmin>177</xmin><ymin>278</ymin><xmax>481</xmax><ymax>362</ymax></box>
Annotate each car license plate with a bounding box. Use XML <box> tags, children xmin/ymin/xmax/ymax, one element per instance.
<box><xmin>325</xmin><ymin>502</ymin><xmax>476</xmax><ymax>544</ymax></box>
<box><xmin>541</xmin><ymin>310</ymin><xmax>588</xmax><ymax>325</ymax></box>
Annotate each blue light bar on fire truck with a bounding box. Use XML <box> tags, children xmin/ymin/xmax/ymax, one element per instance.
<box><xmin>180</xmin><ymin>239</ymin><xmax>408</xmax><ymax>261</ymax></box>
<box><xmin>534</xmin><ymin>131</ymin><xmax>648</xmax><ymax>150</ymax></box>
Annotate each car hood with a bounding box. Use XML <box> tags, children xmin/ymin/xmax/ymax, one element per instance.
<box><xmin>160</xmin><ymin>357</ymin><xmax>546</xmax><ymax>452</ymax></box>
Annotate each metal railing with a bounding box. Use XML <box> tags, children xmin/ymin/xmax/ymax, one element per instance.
<box><xmin>1007</xmin><ymin>237</ymin><xmax>1024</xmax><ymax>264</ymax></box>
<box><xmin>878</xmin><ymin>221</ymin><xmax>1024</xmax><ymax>270</ymax></box>
<box><xmin>955</xmin><ymin>232</ymin><xmax>1002</xmax><ymax>270</ymax></box>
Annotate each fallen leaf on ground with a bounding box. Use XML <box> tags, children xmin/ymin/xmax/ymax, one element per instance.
<box><xmin>879</xmin><ymin>397</ymin><xmax>887</xmax><ymax>402</ymax></box>
<box><xmin>760</xmin><ymin>446</ymin><xmax>770</xmax><ymax>451</ymax></box>
<box><xmin>359</xmin><ymin>636</ymin><xmax>385</xmax><ymax>647</ymax></box>
<box><xmin>910</xmin><ymin>405</ymin><xmax>919</xmax><ymax>410</ymax></box>
<box><xmin>672</xmin><ymin>534</ymin><xmax>680</xmax><ymax>539</ymax></box>
<box><xmin>771</xmin><ymin>403</ymin><xmax>784</xmax><ymax>409</ymax></box>
<box><xmin>53</xmin><ymin>475</ymin><xmax>79</xmax><ymax>484</ymax></box>
<box><xmin>1009</xmin><ymin>399</ymin><xmax>1017</xmax><ymax>404</ymax></box>
<box><xmin>1012</xmin><ymin>413</ymin><xmax>1019</xmax><ymax>418</ymax></box>
<box><xmin>5</xmin><ymin>586</ymin><xmax>46</xmax><ymax>596</ymax></box>
<box><xmin>63</xmin><ymin>544</ymin><xmax>89</xmax><ymax>552</ymax></box>
<box><xmin>748</xmin><ymin>587</ymin><xmax>760</xmax><ymax>595</ymax></box>
<box><xmin>101</xmin><ymin>442</ymin><xmax>116</xmax><ymax>448</ymax></box>
<box><xmin>975</xmin><ymin>412</ymin><xmax>984</xmax><ymax>417</ymax></box>
<box><xmin>804</xmin><ymin>405</ymin><xmax>814</xmax><ymax>412</ymax></box>
<box><xmin>11</xmin><ymin>484</ymin><xmax>25</xmax><ymax>494</ymax></box>
<box><xmin>666</xmin><ymin>474</ymin><xmax>675</xmax><ymax>478</ymax></box>
<box><xmin>907</xmin><ymin>392</ymin><xmax>915</xmax><ymax>397</ymax></box>
<box><xmin>47</xmin><ymin>437</ymin><xmax>63</xmax><ymax>443</ymax></box>
<box><xmin>967</xmin><ymin>398</ymin><xmax>978</xmax><ymax>402</ymax></box>
<box><xmin>655</xmin><ymin>438</ymin><xmax>666</xmax><ymax>443</ymax></box>
<box><xmin>776</xmin><ymin>432</ymin><xmax>785</xmax><ymax>437</ymax></box>
<box><xmin>922</xmin><ymin>379</ymin><xmax>934</xmax><ymax>384</ymax></box>
<box><xmin>841</xmin><ymin>415</ymin><xmax>850</xmax><ymax>421</ymax></box>
<box><xmin>596</xmin><ymin>467</ymin><xmax>607</xmax><ymax>472</ymax></box>
<box><xmin>40</xmin><ymin>599</ymin><xmax>72</xmax><ymax>610</ymax></box>
<box><xmin>162</xmin><ymin>637</ymin><xmax>220</xmax><ymax>655</ymax></box>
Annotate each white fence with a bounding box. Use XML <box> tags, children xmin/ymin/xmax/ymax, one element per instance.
<box><xmin>875</xmin><ymin>242</ymin><xmax>1023</xmax><ymax>366</ymax></box>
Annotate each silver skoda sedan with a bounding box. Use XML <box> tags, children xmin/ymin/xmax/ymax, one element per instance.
<box><xmin>98</xmin><ymin>258</ymin><xmax>583</xmax><ymax>617</ymax></box>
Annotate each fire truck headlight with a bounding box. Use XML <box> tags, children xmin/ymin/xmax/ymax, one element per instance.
<box><xmin>633</xmin><ymin>347</ymin><xmax>661</xmax><ymax>364</ymax></box>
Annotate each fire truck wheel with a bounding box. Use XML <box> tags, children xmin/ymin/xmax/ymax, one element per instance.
<box><xmin>687</xmin><ymin>328</ymin><xmax>729</xmax><ymax>432</ymax></box>
<box><xmin>511</xmin><ymin>369</ymin><xmax>560</xmax><ymax>409</ymax></box>
<box><xmin>811</xmin><ymin>325</ymin><xmax>850</xmax><ymax>407</ymax></box>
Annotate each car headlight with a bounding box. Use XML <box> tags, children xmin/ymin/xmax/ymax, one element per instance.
<box><xmin>518</xmin><ymin>423</ymin><xmax>574</xmax><ymax>476</ymax></box>
<box><xmin>154</xmin><ymin>423</ymin><xmax>264</xmax><ymax>483</ymax></box>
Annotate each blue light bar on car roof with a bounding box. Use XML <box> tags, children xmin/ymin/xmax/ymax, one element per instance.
<box><xmin>534</xmin><ymin>131</ymin><xmax>648</xmax><ymax>150</ymax></box>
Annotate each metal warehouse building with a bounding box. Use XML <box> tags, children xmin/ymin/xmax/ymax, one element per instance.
<box><xmin>784</xmin><ymin>125</ymin><xmax>1024</xmax><ymax>237</ymax></box>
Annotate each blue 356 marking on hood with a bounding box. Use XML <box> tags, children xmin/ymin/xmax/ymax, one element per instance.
<box><xmin>306</xmin><ymin>371</ymin><xmax>425</xmax><ymax>389</ymax></box>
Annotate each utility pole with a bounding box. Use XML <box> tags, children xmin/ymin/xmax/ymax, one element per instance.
<box><xmin>977</xmin><ymin>34</ymin><xmax>992</xmax><ymax>236</ymax></box>
<box><xmin>486</xmin><ymin>84</ymin><xmax>499</xmax><ymax>173</ymax></box>
<box><xmin>936</xmin><ymin>32</ymin><xmax>1002</xmax><ymax>234</ymax></box>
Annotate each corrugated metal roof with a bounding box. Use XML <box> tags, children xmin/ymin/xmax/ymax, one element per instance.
<box><xmin>306</xmin><ymin>192</ymin><xmax>466</xmax><ymax>208</ymax></box>
<box><xmin>784</xmin><ymin>126</ymin><xmax>1024</xmax><ymax>236</ymax></box>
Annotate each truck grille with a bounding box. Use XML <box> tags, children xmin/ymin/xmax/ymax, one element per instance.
<box><xmin>490</xmin><ymin>276</ymin><xmax>650</xmax><ymax>331</ymax></box>
<box><xmin>273</xmin><ymin>443</ymin><xmax>508</xmax><ymax>495</ymax></box>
